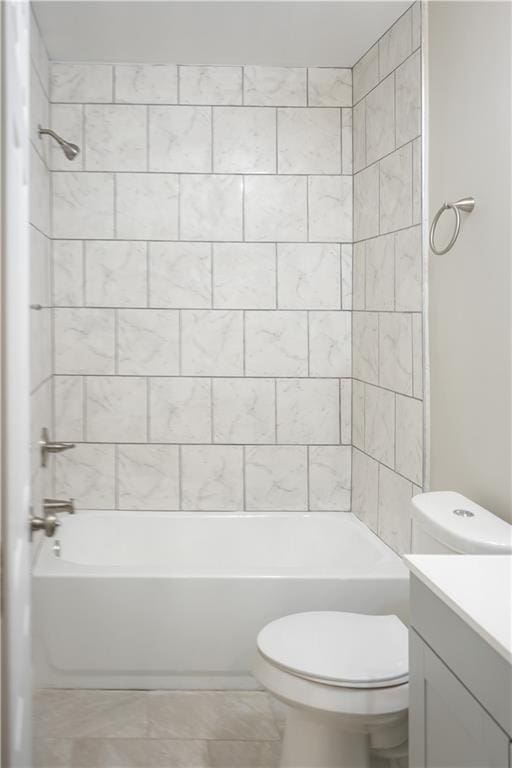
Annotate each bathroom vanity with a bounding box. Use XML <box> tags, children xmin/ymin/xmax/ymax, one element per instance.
<box><xmin>406</xmin><ymin>555</ymin><xmax>512</xmax><ymax>768</ymax></box>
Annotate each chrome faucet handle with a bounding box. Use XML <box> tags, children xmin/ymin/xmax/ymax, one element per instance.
<box><xmin>40</xmin><ymin>427</ymin><xmax>75</xmax><ymax>467</ymax></box>
<box><xmin>44</xmin><ymin>498</ymin><xmax>75</xmax><ymax>515</ymax></box>
<box><xmin>30</xmin><ymin>512</ymin><xmax>61</xmax><ymax>538</ymax></box>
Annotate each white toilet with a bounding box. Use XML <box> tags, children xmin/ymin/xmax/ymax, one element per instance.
<box><xmin>254</xmin><ymin>492</ymin><xmax>512</xmax><ymax>768</ymax></box>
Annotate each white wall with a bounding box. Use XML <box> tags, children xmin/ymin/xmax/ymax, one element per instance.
<box><xmin>427</xmin><ymin>1</ymin><xmax>512</xmax><ymax>521</ymax></box>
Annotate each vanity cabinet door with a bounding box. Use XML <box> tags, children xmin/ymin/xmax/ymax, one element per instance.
<box><xmin>410</xmin><ymin>630</ymin><xmax>510</xmax><ymax>768</ymax></box>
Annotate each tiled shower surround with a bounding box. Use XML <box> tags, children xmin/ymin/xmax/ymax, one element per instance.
<box><xmin>351</xmin><ymin>3</ymin><xmax>424</xmax><ymax>552</ymax></box>
<box><xmin>50</xmin><ymin>62</ymin><xmax>354</xmax><ymax>514</ymax></box>
<box><xmin>43</xmin><ymin>3</ymin><xmax>423</xmax><ymax>552</ymax></box>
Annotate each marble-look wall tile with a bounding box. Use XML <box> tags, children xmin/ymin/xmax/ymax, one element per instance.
<box><xmin>51</xmin><ymin>63</ymin><xmax>113</xmax><ymax>103</ymax></box>
<box><xmin>277</xmin><ymin>379</ymin><xmax>340</xmax><ymax>444</ymax></box>
<box><xmin>181</xmin><ymin>445</ymin><xmax>243</xmax><ymax>510</ymax></box>
<box><xmin>116</xmin><ymin>173</ymin><xmax>178</xmax><ymax>240</ymax></box>
<box><xmin>31</xmin><ymin>62</ymin><xmax>50</xmax><ymax>165</ymax></box>
<box><xmin>30</xmin><ymin>225</ymin><xmax>51</xmax><ymax>308</ymax></box>
<box><xmin>378</xmin><ymin>464</ymin><xmax>413</xmax><ymax>554</ymax></box>
<box><xmin>379</xmin><ymin>144</ymin><xmax>412</xmax><ymax>234</ymax></box>
<box><xmin>243</xmin><ymin>66</ymin><xmax>306</xmax><ymax>106</ymax></box>
<box><xmin>54</xmin><ymin>308</ymin><xmax>115</xmax><ymax>374</ymax></box>
<box><xmin>395</xmin><ymin>226</ymin><xmax>422</xmax><ymax>311</ymax></box>
<box><xmin>365</xmin><ymin>233</ymin><xmax>395</xmax><ymax>311</ymax></box>
<box><xmin>30</xmin><ymin>11</ymin><xmax>50</xmax><ymax>97</ymax></box>
<box><xmin>395</xmin><ymin>51</ymin><xmax>421</xmax><ymax>146</ymax></box>
<box><xmin>308</xmin><ymin>176</ymin><xmax>352</xmax><ymax>242</ymax></box>
<box><xmin>52</xmin><ymin>172</ymin><xmax>114</xmax><ymax>239</ymax></box>
<box><xmin>115</xmin><ymin>64</ymin><xmax>178</xmax><ymax>104</ymax></box>
<box><xmin>54</xmin><ymin>376</ymin><xmax>84</xmax><ymax>441</ymax></box>
<box><xmin>213</xmin><ymin>243</ymin><xmax>276</xmax><ymax>309</ymax></box>
<box><xmin>179</xmin><ymin>66</ymin><xmax>242</xmax><ymax>105</ymax></box>
<box><xmin>85</xmin><ymin>241</ymin><xmax>147</xmax><ymax>307</ymax></box>
<box><xmin>395</xmin><ymin>394</ymin><xmax>423</xmax><ymax>485</ymax></box>
<box><xmin>379</xmin><ymin>312</ymin><xmax>413</xmax><ymax>395</ymax></box>
<box><xmin>245</xmin><ymin>446</ymin><xmax>307</xmax><ymax>511</ymax></box>
<box><xmin>412</xmin><ymin>136</ymin><xmax>422</xmax><ymax>224</ymax></box>
<box><xmin>412</xmin><ymin>2</ymin><xmax>422</xmax><ymax>50</ymax></box>
<box><xmin>180</xmin><ymin>175</ymin><xmax>243</xmax><ymax>241</ymax></box>
<box><xmin>352</xmin><ymin>100</ymin><xmax>366</xmax><ymax>173</ymax></box>
<box><xmin>278</xmin><ymin>243</ymin><xmax>341</xmax><ymax>310</ymax></box>
<box><xmin>150</xmin><ymin>378</ymin><xmax>211</xmax><ymax>443</ymax></box>
<box><xmin>214</xmin><ymin>107</ymin><xmax>276</xmax><ymax>174</ymax></box>
<box><xmin>354</xmin><ymin>164</ymin><xmax>379</xmax><ymax>241</ymax></box>
<box><xmin>309</xmin><ymin>312</ymin><xmax>351</xmax><ymax>377</ymax></box>
<box><xmin>352</xmin><ymin>311</ymin><xmax>378</xmax><ymax>385</ymax></box>
<box><xmin>149</xmin><ymin>106</ymin><xmax>211</xmax><ymax>173</ymax></box>
<box><xmin>50</xmin><ymin>104</ymin><xmax>83</xmax><ymax>171</ymax></box>
<box><xmin>351</xmin><ymin>448</ymin><xmax>378</xmax><ymax>532</ymax></box>
<box><xmin>244</xmin><ymin>175</ymin><xmax>307</xmax><ymax>241</ymax></box>
<box><xmin>31</xmin><ymin>304</ymin><xmax>51</xmax><ymax>392</ymax></box>
<box><xmin>278</xmin><ymin>108</ymin><xmax>341</xmax><ymax>174</ymax></box>
<box><xmin>364</xmin><ymin>383</ymin><xmax>395</xmax><ymax>467</ymax></box>
<box><xmin>245</xmin><ymin>311</ymin><xmax>308</xmax><ymax>377</ymax></box>
<box><xmin>353</xmin><ymin>44</ymin><xmax>379</xmax><ymax>104</ymax></box>
<box><xmin>412</xmin><ymin>313</ymin><xmax>423</xmax><ymax>399</ymax></box>
<box><xmin>341</xmin><ymin>108</ymin><xmax>353</xmax><ymax>174</ymax></box>
<box><xmin>352</xmin><ymin>243</ymin><xmax>366</xmax><ymax>310</ymax></box>
<box><xmin>85</xmin><ymin>105</ymin><xmax>147</xmax><ymax>171</ymax></box>
<box><xmin>340</xmin><ymin>379</ymin><xmax>352</xmax><ymax>445</ymax></box>
<box><xmin>213</xmin><ymin>378</ymin><xmax>275</xmax><ymax>444</ymax></box>
<box><xmin>117</xmin><ymin>445</ymin><xmax>179</xmax><ymax>510</ymax></box>
<box><xmin>30</xmin><ymin>147</ymin><xmax>50</xmax><ymax>236</ymax></box>
<box><xmin>379</xmin><ymin>10</ymin><xmax>412</xmax><ymax>80</ymax></box>
<box><xmin>149</xmin><ymin>242</ymin><xmax>211</xmax><ymax>309</ymax></box>
<box><xmin>117</xmin><ymin>309</ymin><xmax>179</xmax><ymax>375</ymax></box>
<box><xmin>365</xmin><ymin>74</ymin><xmax>395</xmax><ymax>165</ymax></box>
<box><xmin>181</xmin><ymin>310</ymin><xmax>243</xmax><ymax>376</ymax></box>
<box><xmin>86</xmin><ymin>376</ymin><xmax>147</xmax><ymax>442</ymax></box>
<box><xmin>352</xmin><ymin>379</ymin><xmax>365</xmax><ymax>450</ymax></box>
<box><xmin>54</xmin><ymin>444</ymin><xmax>116</xmax><ymax>509</ymax></box>
<box><xmin>309</xmin><ymin>446</ymin><xmax>351</xmax><ymax>511</ymax></box>
<box><xmin>308</xmin><ymin>68</ymin><xmax>352</xmax><ymax>107</ymax></box>
<box><xmin>341</xmin><ymin>244</ymin><xmax>353</xmax><ymax>309</ymax></box>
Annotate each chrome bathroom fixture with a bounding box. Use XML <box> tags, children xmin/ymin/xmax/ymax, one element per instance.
<box><xmin>429</xmin><ymin>196</ymin><xmax>476</xmax><ymax>255</ymax></box>
<box><xmin>40</xmin><ymin>427</ymin><xmax>75</xmax><ymax>467</ymax></box>
<box><xmin>30</xmin><ymin>510</ymin><xmax>60</xmax><ymax>538</ymax></box>
<box><xmin>38</xmin><ymin>125</ymin><xmax>80</xmax><ymax>160</ymax></box>
<box><xmin>44</xmin><ymin>498</ymin><xmax>75</xmax><ymax>515</ymax></box>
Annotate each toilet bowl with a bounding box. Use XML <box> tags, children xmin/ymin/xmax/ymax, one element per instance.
<box><xmin>254</xmin><ymin>611</ymin><xmax>409</xmax><ymax>768</ymax></box>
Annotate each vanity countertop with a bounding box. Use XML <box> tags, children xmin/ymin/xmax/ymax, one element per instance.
<box><xmin>404</xmin><ymin>555</ymin><xmax>512</xmax><ymax>663</ymax></box>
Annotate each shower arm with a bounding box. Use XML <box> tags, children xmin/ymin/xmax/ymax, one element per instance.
<box><xmin>38</xmin><ymin>125</ymin><xmax>80</xmax><ymax>161</ymax></box>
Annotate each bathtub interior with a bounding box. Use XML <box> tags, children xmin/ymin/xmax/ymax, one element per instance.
<box><xmin>34</xmin><ymin>511</ymin><xmax>406</xmax><ymax>575</ymax></box>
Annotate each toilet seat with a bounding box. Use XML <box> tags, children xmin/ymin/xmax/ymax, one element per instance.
<box><xmin>257</xmin><ymin>611</ymin><xmax>409</xmax><ymax>689</ymax></box>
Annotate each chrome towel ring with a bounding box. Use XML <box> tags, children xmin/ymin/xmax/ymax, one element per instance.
<box><xmin>429</xmin><ymin>197</ymin><xmax>475</xmax><ymax>255</ymax></box>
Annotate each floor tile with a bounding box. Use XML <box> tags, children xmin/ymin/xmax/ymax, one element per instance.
<box><xmin>72</xmin><ymin>738</ymin><xmax>211</xmax><ymax>768</ymax></box>
<box><xmin>147</xmin><ymin>691</ymin><xmax>280</xmax><ymax>741</ymax></box>
<box><xmin>208</xmin><ymin>740</ymin><xmax>281</xmax><ymax>768</ymax></box>
<box><xmin>33</xmin><ymin>738</ymin><xmax>73</xmax><ymax>767</ymax></box>
<box><xmin>33</xmin><ymin>690</ymin><xmax>147</xmax><ymax>739</ymax></box>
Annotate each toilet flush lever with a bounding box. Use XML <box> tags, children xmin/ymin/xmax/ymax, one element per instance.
<box><xmin>40</xmin><ymin>427</ymin><xmax>75</xmax><ymax>467</ymax></box>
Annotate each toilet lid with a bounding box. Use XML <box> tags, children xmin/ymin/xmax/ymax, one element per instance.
<box><xmin>257</xmin><ymin>612</ymin><xmax>409</xmax><ymax>689</ymax></box>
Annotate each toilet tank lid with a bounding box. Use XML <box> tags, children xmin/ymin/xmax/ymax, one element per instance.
<box><xmin>411</xmin><ymin>492</ymin><xmax>512</xmax><ymax>554</ymax></box>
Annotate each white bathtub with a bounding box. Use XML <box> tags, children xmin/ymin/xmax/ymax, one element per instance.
<box><xmin>32</xmin><ymin>511</ymin><xmax>408</xmax><ymax>689</ymax></box>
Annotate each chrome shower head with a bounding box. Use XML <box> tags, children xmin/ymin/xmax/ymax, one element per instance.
<box><xmin>38</xmin><ymin>126</ymin><xmax>80</xmax><ymax>161</ymax></box>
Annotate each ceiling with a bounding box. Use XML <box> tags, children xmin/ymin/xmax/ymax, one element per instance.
<box><xmin>33</xmin><ymin>1</ymin><xmax>410</xmax><ymax>67</ymax></box>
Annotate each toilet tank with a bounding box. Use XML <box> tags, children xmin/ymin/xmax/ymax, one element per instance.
<box><xmin>411</xmin><ymin>492</ymin><xmax>512</xmax><ymax>554</ymax></box>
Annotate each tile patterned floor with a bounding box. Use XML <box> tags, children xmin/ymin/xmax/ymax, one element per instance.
<box><xmin>33</xmin><ymin>690</ymin><xmax>286</xmax><ymax>768</ymax></box>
